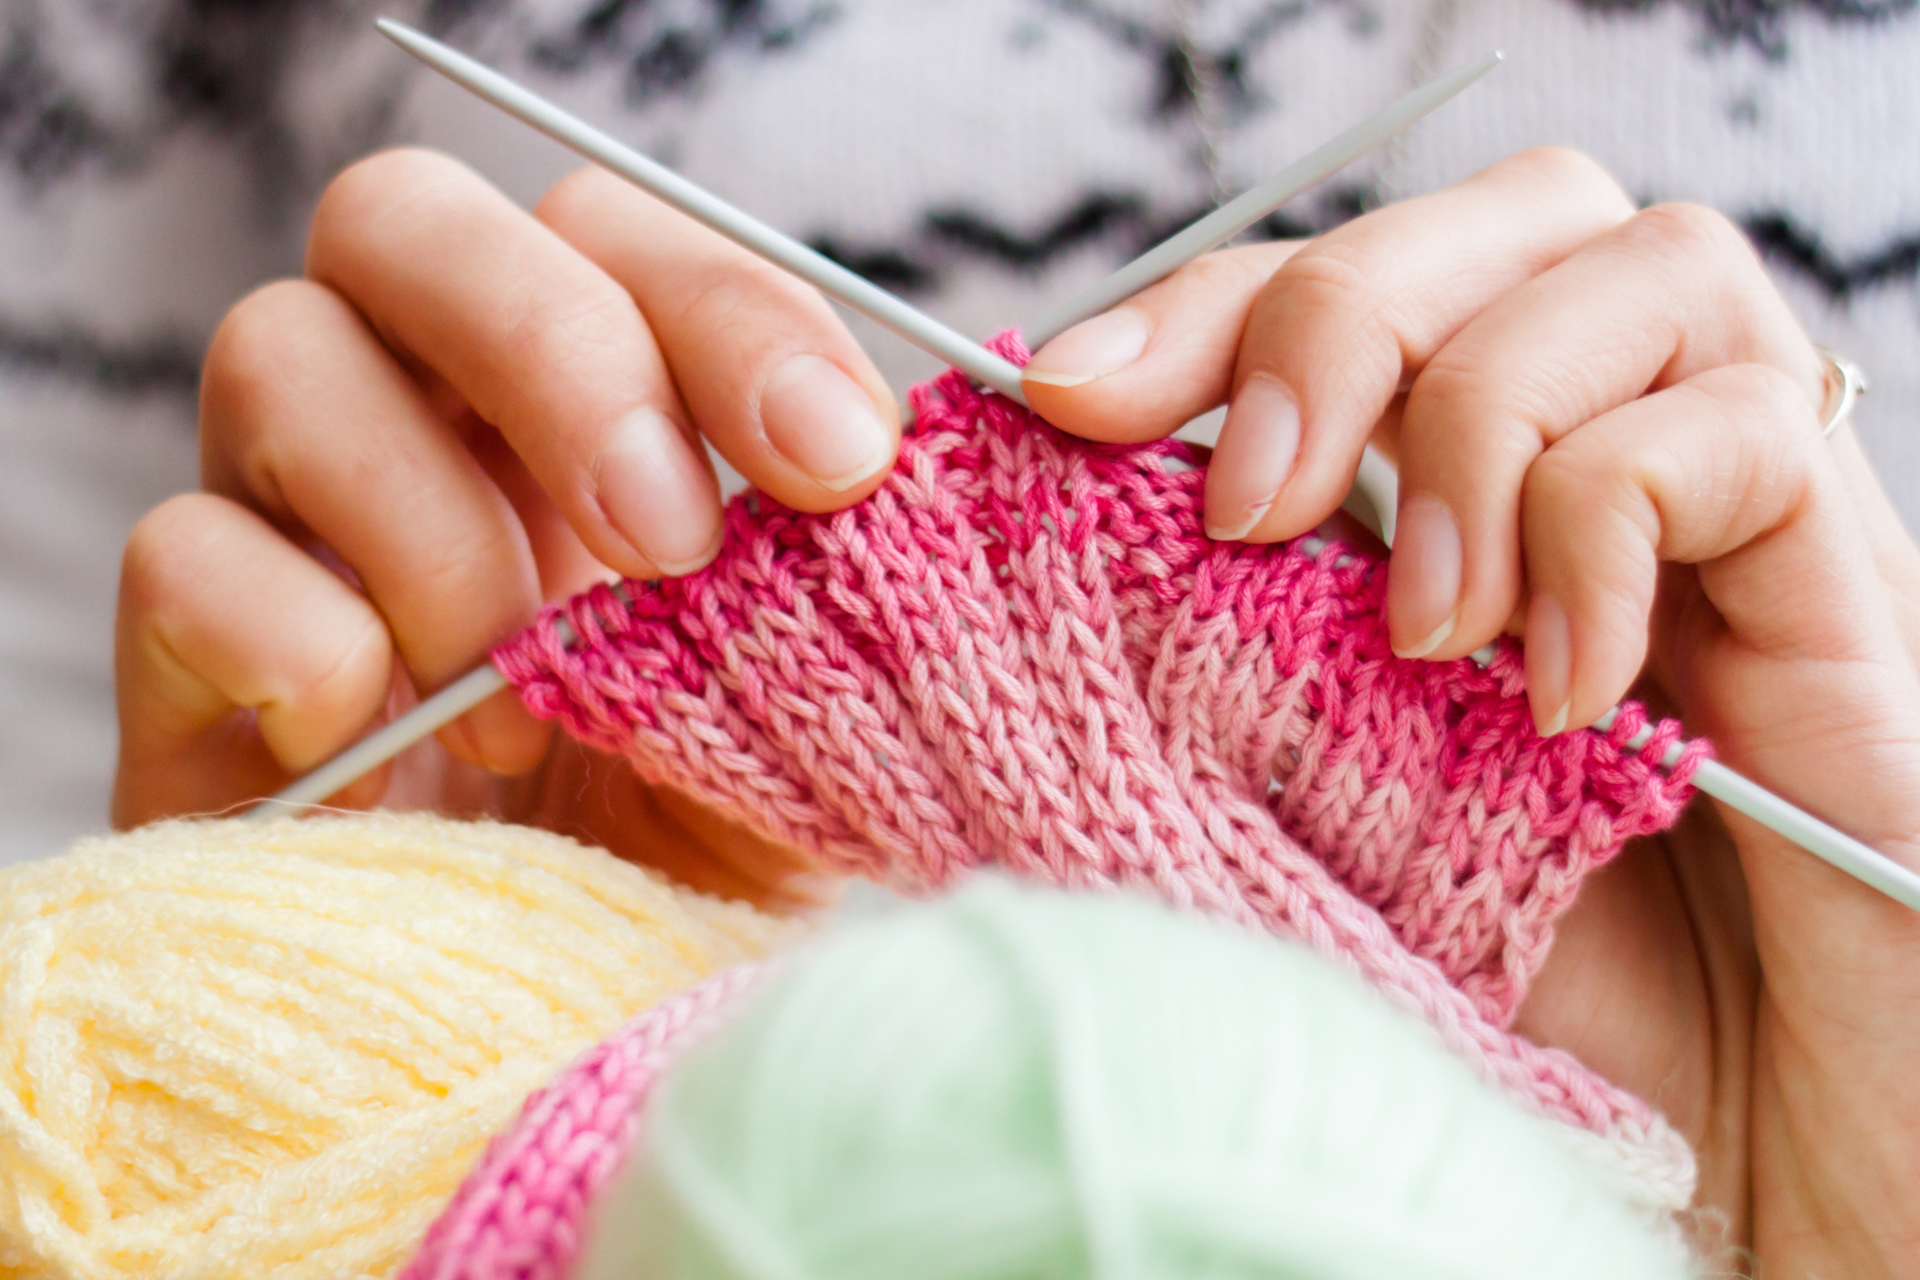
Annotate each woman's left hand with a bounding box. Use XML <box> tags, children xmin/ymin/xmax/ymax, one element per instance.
<box><xmin>1022</xmin><ymin>146</ymin><xmax>1920</xmax><ymax>1274</ymax></box>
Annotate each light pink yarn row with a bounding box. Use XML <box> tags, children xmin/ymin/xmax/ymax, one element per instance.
<box><xmin>492</xmin><ymin>334</ymin><xmax>1708</xmax><ymax>1203</ymax></box>
<box><xmin>401</xmin><ymin>965</ymin><xmax>763</xmax><ymax>1280</ymax></box>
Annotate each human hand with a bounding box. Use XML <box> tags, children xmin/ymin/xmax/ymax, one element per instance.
<box><xmin>1024</xmin><ymin>147</ymin><xmax>1920</xmax><ymax>1272</ymax></box>
<box><xmin>111</xmin><ymin>149</ymin><xmax>899</xmax><ymax>909</ymax></box>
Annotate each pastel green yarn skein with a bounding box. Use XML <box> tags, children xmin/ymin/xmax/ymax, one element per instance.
<box><xmin>580</xmin><ymin>880</ymin><xmax>1691</xmax><ymax>1280</ymax></box>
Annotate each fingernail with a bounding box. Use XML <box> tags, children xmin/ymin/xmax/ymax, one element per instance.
<box><xmin>1204</xmin><ymin>374</ymin><xmax>1300</xmax><ymax>540</ymax></box>
<box><xmin>1525</xmin><ymin>592</ymin><xmax>1574</xmax><ymax>737</ymax></box>
<box><xmin>1022</xmin><ymin>308</ymin><xmax>1153</xmax><ymax>387</ymax></box>
<box><xmin>761</xmin><ymin>354</ymin><xmax>895</xmax><ymax>491</ymax></box>
<box><xmin>1389</xmin><ymin>493</ymin><xmax>1462</xmax><ymax>659</ymax></box>
<box><xmin>596</xmin><ymin>407</ymin><xmax>723</xmax><ymax>576</ymax></box>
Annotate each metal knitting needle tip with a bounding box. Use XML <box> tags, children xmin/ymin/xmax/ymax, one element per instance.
<box><xmin>1023</xmin><ymin>49</ymin><xmax>1502</xmax><ymax>349</ymax></box>
<box><xmin>281</xmin><ymin>35</ymin><xmax>1920</xmax><ymax>915</ymax></box>
<box><xmin>375</xmin><ymin>18</ymin><xmax>1028</xmax><ymax>405</ymax></box>
<box><xmin>1434</xmin><ymin>538</ymin><xmax>1920</xmax><ymax>912</ymax></box>
<box><xmin>1590</xmin><ymin>708</ymin><xmax>1920</xmax><ymax>912</ymax></box>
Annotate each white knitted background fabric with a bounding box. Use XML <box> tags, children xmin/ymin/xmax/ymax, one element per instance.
<box><xmin>0</xmin><ymin>0</ymin><xmax>1914</xmax><ymax>860</ymax></box>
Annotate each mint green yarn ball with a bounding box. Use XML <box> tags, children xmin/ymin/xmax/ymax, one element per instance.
<box><xmin>587</xmin><ymin>881</ymin><xmax>1689</xmax><ymax>1280</ymax></box>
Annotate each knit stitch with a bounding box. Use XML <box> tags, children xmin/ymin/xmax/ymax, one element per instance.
<box><xmin>492</xmin><ymin>333</ymin><xmax>1709</xmax><ymax>1211</ymax></box>
<box><xmin>401</xmin><ymin>966</ymin><xmax>765</xmax><ymax>1280</ymax></box>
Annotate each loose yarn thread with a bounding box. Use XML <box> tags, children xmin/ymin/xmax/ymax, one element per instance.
<box><xmin>0</xmin><ymin>814</ymin><xmax>788</xmax><ymax>1280</ymax></box>
<box><xmin>493</xmin><ymin>334</ymin><xmax>1709</xmax><ymax>1211</ymax></box>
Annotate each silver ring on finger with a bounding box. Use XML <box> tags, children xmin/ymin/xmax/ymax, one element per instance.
<box><xmin>1815</xmin><ymin>344</ymin><xmax>1868</xmax><ymax>438</ymax></box>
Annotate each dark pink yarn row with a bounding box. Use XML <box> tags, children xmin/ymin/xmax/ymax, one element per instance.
<box><xmin>491</xmin><ymin>334</ymin><xmax>1707</xmax><ymax>1193</ymax></box>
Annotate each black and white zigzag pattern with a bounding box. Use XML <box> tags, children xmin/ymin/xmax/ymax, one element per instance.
<box><xmin>1573</xmin><ymin>0</ymin><xmax>1916</xmax><ymax>59</ymax></box>
<box><xmin>1</xmin><ymin>0</ymin><xmax>1917</xmax><ymax>856</ymax></box>
<box><xmin>0</xmin><ymin>0</ymin><xmax>1910</xmax><ymax>392</ymax></box>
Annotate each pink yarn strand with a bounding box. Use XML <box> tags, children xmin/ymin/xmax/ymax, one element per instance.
<box><xmin>402</xmin><ymin>965</ymin><xmax>766</xmax><ymax>1280</ymax></box>
<box><xmin>490</xmin><ymin>332</ymin><xmax>1708</xmax><ymax>1198</ymax></box>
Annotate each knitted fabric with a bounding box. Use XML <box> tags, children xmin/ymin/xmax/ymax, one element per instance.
<box><xmin>402</xmin><ymin>966</ymin><xmax>765</xmax><ymax>1280</ymax></box>
<box><xmin>491</xmin><ymin>334</ymin><xmax>1709</xmax><ymax>1211</ymax></box>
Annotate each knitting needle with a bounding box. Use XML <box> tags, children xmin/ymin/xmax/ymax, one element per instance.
<box><xmin>1046</xmin><ymin>64</ymin><xmax>1910</xmax><ymax>912</ymax></box>
<box><xmin>266</xmin><ymin>35</ymin><xmax>1920</xmax><ymax>917</ymax></box>
<box><xmin>1023</xmin><ymin>54</ymin><xmax>1499</xmax><ymax>536</ymax></box>
<box><xmin>374</xmin><ymin>19</ymin><xmax>1030</xmax><ymax>406</ymax></box>
<box><xmin>1023</xmin><ymin>49</ymin><xmax>1502</xmax><ymax>348</ymax></box>
<box><xmin>1592</xmin><ymin>709</ymin><xmax>1920</xmax><ymax>911</ymax></box>
<box><xmin>1280</xmin><ymin>536</ymin><xmax>1920</xmax><ymax>911</ymax></box>
<box><xmin>1013</xmin><ymin>38</ymin><xmax>1916</xmax><ymax>907</ymax></box>
<box><xmin>1327</xmin><ymin>538</ymin><xmax>1920</xmax><ymax>910</ymax></box>
<box><xmin>261</xmin><ymin>665</ymin><xmax>510</xmax><ymax>810</ymax></box>
<box><xmin>1304</xmin><ymin>463</ymin><xmax>1920</xmax><ymax>912</ymax></box>
<box><xmin>262</xmin><ymin>28</ymin><xmax>1494</xmax><ymax>814</ymax></box>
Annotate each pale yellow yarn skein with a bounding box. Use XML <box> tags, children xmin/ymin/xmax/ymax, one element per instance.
<box><xmin>0</xmin><ymin>813</ymin><xmax>791</xmax><ymax>1280</ymax></box>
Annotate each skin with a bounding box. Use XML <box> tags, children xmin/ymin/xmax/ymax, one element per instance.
<box><xmin>114</xmin><ymin>145</ymin><xmax>1920</xmax><ymax>1271</ymax></box>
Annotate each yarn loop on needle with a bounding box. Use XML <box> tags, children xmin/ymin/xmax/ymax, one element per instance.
<box><xmin>492</xmin><ymin>334</ymin><xmax>1707</xmax><ymax>1213</ymax></box>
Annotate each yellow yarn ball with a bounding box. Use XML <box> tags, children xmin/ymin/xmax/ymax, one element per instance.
<box><xmin>0</xmin><ymin>813</ymin><xmax>789</xmax><ymax>1280</ymax></box>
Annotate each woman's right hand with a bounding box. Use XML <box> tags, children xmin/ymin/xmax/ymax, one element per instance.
<box><xmin>111</xmin><ymin>148</ymin><xmax>898</xmax><ymax>908</ymax></box>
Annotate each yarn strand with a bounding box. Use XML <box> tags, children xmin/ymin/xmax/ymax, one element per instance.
<box><xmin>493</xmin><ymin>334</ymin><xmax>1707</xmax><ymax>1213</ymax></box>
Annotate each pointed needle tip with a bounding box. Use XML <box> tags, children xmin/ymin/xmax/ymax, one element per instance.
<box><xmin>375</xmin><ymin>17</ymin><xmax>426</xmax><ymax>50</ymax></box>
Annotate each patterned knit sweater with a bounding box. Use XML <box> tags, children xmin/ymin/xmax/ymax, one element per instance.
<box><xmin>2</xmin><ymin>0</ymin><xmax>1915</xmax><ymax>864</ymax></box>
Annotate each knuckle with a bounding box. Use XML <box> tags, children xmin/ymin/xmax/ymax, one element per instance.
<box><xmin>1524</xmin><ymin>446</ymin><xmax>1658</xmax><ymax>581</ymax></box>
<box><xmin>1410</xmin><ymin>357</ymin><xmax>1562</xmax><ymax>452</ymax></box>
<box><xmin>1670</xmin><ymin>375</ymin><xmax>1822</xmax><ymax>528</ymax></box>
<box><xmin>1259</xmin><ymin>242</ymin><xmax>1404</xmax><ymax>382</ymax></box>
<box><xmin>200</xmin><ymin>280</ymin><xmax>353</xmax><ymax>495</ymax></box>
<box><xmin>1721</xmin><ymin>360</ymin><xmax>1806</xmax><ymax>414</ymax></box>
<box><xmin>1625</xmin><ymin>201</ymin><xmax>1746</xmax><ymax>261</ymax></box>
<box><xmin>120</xmin><ymin>494</ymin><xmax>231</xmax><ymax>616</ymax></box>
<box><xmin>1181</xmin><ymin>245</ymin><xmax>1278</xmax><ymax>297</ymax></box>
<box><xmin>1508</xmin><ymin>143</ymin><xmax>1602</xmax><ymax>178</ymax></box>
<box><xmin>665</xmin><ymin>251</ymin><xmax>821</xmax><ymax>338</ymax></box>
<box><xmin>1498</xmin><ymin>145</ymin><xmax>1628</xmax><ymax>205</ymax></box>
<box><xmin>1524</xmin><ymin>441</ymin><xmax>1608</xmax><ymax>517</ymax></box>
<box><xmin>532</xmin><ymin>164</ymin><xmax>623</xmax><ymax>233</ymax></box>
<box><xmin>310</xmin><ymin>147</ymin><xmax>472</xmax><ymax>264</ymax></box>
<box><xmin>1758</xmin><ymin>430</ymin><xmax>1820</xmax><ymax>506</ymax></box>
<box><xmin>320</xmin><ymin>146</ymin><xmax>465</xmax><ymax>213</ymax></box>
<box><xmin>120</xmin><ymin>495</ymin><xmax>394</xmax><ymax>717</ymax></box>
<box><xmin>500</xmin><ymin>273</ymin><xmax>644</xmax><ymax>375</ymax></box>
<box><xmin>401</xmin><ymin>522</ymin><xmax>533</xmax><ymax>615</ymax></box>
<box><xmin>1693</xmin><ymin>363</ymin><xmax>1824</xmax><ymax>441</ymax></box>
<box><xmin>287</xmin><ymin>613</ymin><xmax>392</xmax><ymax>726</ymax></box>
<box><xmin>1266</xmin><ymin>238</ymin><xmax>1374</xmax><ymax>313</ymax></box>
<box><xmin>1738</xmin><ymin>376</ymin><xmax>1825</xmax><ymax>474</ymax></box>
<box><xmin>202</xmin><ymin>280</ymin><xmax>331</xmax><ymax>409</ymax></box>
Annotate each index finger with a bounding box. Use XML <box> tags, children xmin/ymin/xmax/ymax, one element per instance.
<box><xmin>534</xmin><ymin>166</ymin><xmax>900</xmax><ymax>513</ymax></box>
<box><xmin>306</xmin><ymin>148</ymin><xmax>722</xmax><ymax>580</ymax></box>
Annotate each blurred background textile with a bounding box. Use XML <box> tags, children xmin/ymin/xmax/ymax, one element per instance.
<box><xmin>1</xmin><ymin>0</ymin><xmax>1914</xmax><ymax>862</ymax></box>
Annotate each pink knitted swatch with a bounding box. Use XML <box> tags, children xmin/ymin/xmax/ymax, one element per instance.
<box><xmin>401</xmin><ymin>965</ymin><xmax>764</xmax><ymax>1280</ymax></box>
<box><xmin>491</xmin><ymin>334</ymin><xmax>1707</xmax><ymax>1206</ymax></box>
